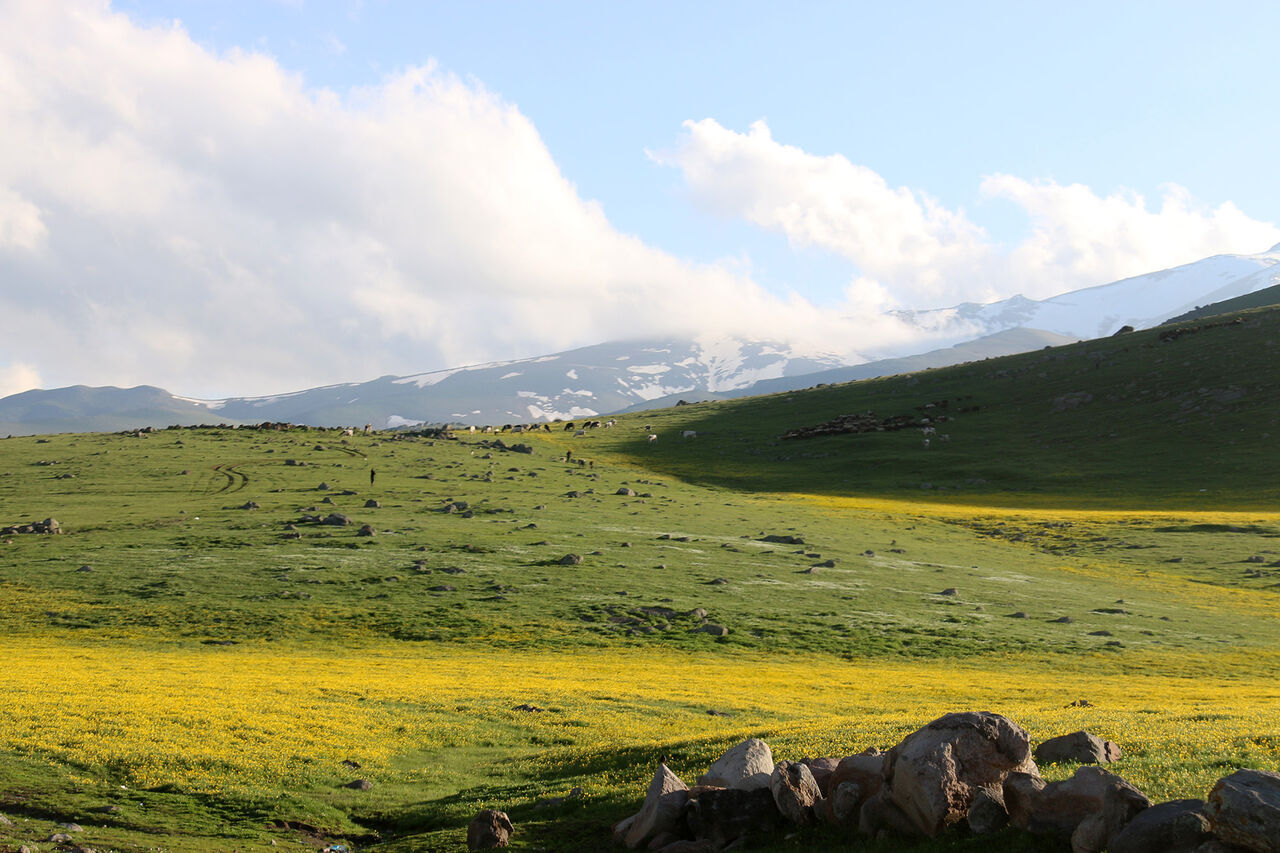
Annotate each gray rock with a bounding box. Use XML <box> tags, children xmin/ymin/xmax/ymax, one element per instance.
<box><xmin>558</xmin><ymin>553</ymin><xmax>583</xmax><ymax>566</ymax></box>
<box><xmin>344</xmin><ymin>778</ymin><xmax>373</xmax><ymax>790</ymax></box>
<box><xmin>1035</xmin><ymin>731</ymin><xmax>1122</xmax><ymax>765</ymax></box>
<box><xmin>1109</xmin><ymin>799</ymin><xmax>1211</xmax><ymax>853</ymax></box>
<box><xmin>691</xmin><ymin>624</ymin><xmax>729</xmax><ymax>637</ymax></box>
<box><xmin>968</xmin><ymin>786</ymin><xmax>1009</xmax><ymax>834</ymax></box>
<box><xmin>697</xmin><ymin>738</ymin><xmax>774</xmax><ymax>790</ymax></box>
<box><xmin>824</xmin><ymin>749</ymin><xmax>885</xmax><ymax>825</ymax></box>
<box><xmin>828</xmin><ymin>781</ymin><xmax>863</xmax><ymax>825</ymax></box>
<box><xmin>799</xmin><ymin>756</ymin><xmax>840</xmax><ymax>796</ymax></box>
<box><xmin>770</xmin><ymin>760</ymin><xmax>821</xmax><ymax>825</ymax></box>
<box><xmin>624</xmin><ymin>764</ymin><xmax>689</xmax><ymax>849</ymax></box>
<box><xmin>1205</xmin><ymin>768</ymin><xmax>1280</xmax><ymax>852</ymax></box>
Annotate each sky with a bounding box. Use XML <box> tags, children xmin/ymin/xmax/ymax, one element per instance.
<box><xmin>2</xmin><ymin>0</ymin><xmax>1279</xmax><ymax>399</ymax></box>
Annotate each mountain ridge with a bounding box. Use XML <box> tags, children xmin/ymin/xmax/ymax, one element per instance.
<box><xmin>5</xmin><ymin>245</ymin><xmax>1280</xmax><ymax>435</ymax></box>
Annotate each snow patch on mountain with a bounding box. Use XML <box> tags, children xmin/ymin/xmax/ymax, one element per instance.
<box><xmin>897</xmin><ymin>246</ymin><xmax>1280</xmax><ymax>339</ymax></box>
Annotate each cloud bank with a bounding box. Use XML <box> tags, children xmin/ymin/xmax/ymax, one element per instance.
<box><xmin>1</xmin><ymin>3</ymin><xmax>1276</xmax><ymax>399</ymax></box>
<box><xmin>0</xmin><ymin>2</ymin><xmax>847</xmax><ymax>397</ymax></box>
<box><xmin>656</xmin><ymin>119</ymin><xmax>1280</xmax><ymax>307</ymax></box>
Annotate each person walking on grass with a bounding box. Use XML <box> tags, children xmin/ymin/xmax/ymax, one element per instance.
<box><xmin>370</xmin><ymin>468</ymin><xmax>376</xmax><ymax>487</ymax></box>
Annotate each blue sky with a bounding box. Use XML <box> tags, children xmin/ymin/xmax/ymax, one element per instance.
<box><xmin>115</xmin><ymin>0</ymin><xmax>1280</xmax><ymax>282</ymax></box>
<box><xmin>2</xmin><ymin>1</ymin><xmax>1279</xmax><ymax>396</ymax></box>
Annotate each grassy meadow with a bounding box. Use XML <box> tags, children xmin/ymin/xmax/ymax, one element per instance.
<box><xmin>1</xmin><ymin>308</ymin><xmax>1279</xmax><ymax>851</ymax></box>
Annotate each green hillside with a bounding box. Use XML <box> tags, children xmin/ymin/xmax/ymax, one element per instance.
<box><xmin>1164</xmin><ymin>282</ymin><xmax>1280</xmax><ymax>324</ymax></box>
<box><xmin>585</xmin><ymin>304</ymin><xmax>1280</xmax><ymax>508</ymax></box>
<box><xmin>0</xmin><ymin>306</ymin><xmax>1277</xmax><ymax>852</ymax></box>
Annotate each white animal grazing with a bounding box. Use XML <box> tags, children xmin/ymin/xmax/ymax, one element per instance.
<box><xmin>647</xmin><ymin>434</ymin><xmax>658</xmax><ymax>442</ymax></box>
<box><xmin>682</xmin><ymin>430</ymin><xmax>697</xmax><ymax>439</ymax></box>
<box><xmin>922</xmin><ymin>439</ymin><xmax>931</xmax><ymax>449</ymax></box>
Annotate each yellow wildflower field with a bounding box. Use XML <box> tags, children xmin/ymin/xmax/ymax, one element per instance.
<box><xmin>2</xmin><ymin>639</ymin><xmax>1277</xmax><ymax>804</ymax></box>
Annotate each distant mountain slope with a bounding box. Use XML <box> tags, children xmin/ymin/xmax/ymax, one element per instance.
<box><xmin>0</xmin><ymin>338</ymin><xmax>851</xmax><ymax>435</ymax></box>
<box><xmin>896</xmin><ymin>244</ymin><xmax>1280</xmax><ymax>339</ymax></box>
<box><xmin>1163</xmin><ymin>282</ymin><xmax>1280</xmax><ymax>324</ymax></box>
<box><xmin>619</xmin><ymin>327</ymin><xmax>1077</xmax><ymax>412</ymax></box>
<box><xmin>0</xmin><ymin>385</ymin><xmax>248</xmax><ymax>436</ymax></box>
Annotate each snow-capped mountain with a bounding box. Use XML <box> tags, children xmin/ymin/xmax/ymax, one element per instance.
<box><xmin>0</xmin><ymin>338</ymin><xmax>853</xmax><ymax>434</ymax></box>
<box><xmin>895</xmin><ymin>244</ymin><xmax>1280</xmax><ymax>339</ymax></box>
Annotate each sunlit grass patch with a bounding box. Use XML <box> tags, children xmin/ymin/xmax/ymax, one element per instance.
<box><xmin>4</xmin><ymin>639</ymin><xmax>1277</xmax><ymax>806</ymax></box>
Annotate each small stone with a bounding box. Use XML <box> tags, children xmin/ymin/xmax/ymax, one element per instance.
<box><xmin>344</xmin><ymin>779</ymin><xmax>373</xmax><ymax>791</ymax></box>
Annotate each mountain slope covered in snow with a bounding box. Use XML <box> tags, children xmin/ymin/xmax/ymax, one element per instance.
<box><xmin>895</xmin><ymin>244</ymin><xmax>1280</xmax><ymax>339</ymax></box>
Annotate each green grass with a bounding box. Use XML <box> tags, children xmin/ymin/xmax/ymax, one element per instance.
<box><xmin>1</xmin><ymin>305</ymin><xmax>1279</xmax><ymax>851</ymax></box>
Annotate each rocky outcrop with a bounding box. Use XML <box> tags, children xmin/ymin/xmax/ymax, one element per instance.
<box><xmin>1</xmin><ymin>517</ymin><xmax>61</xmax><ymax>535</ymax></box>
<box><xmin>1205</xmin><ymin>769</ymin><xmax>1280</xmax><ymax>853</ymax></box>
<box><xmin>608</xmin><ymin>714</ymin><xmax>1268</xmax><ymax>853</ymax></box>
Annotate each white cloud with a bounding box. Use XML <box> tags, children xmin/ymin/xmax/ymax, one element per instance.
<box><xmin>0</xmin><ymin>363</ymin><xmax>42</xmax><ymax>399</ymax></box>
<box><xmin>980</xmin><ymin>176</ymin><xmax>1280</xmax><ymax>297</ymax></box>
<box><xmin>0</xmin><ymin>1</ymin><xmax>867</xmax><ymax>398</ymax></box>
<box><xmin>0</xmin><ymin>187</ymin><xmax>47</xmax><ymax>251</ymax></box>
<box><xmin>657</xmin><ymin>119</ymin><xmax>1280</xmax><ymax>306</ymax></box>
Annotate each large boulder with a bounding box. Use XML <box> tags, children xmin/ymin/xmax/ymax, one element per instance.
<box><xmin>1109</xmin><ymin>799</ymin><xmax>1212</xmax><ymax>853</ymax></box>
<box><xmin>770</xmin><ymin>761</ymin><xmax>822</xmax><ymax>825</ymax></box>
<box><xmin>860</xmin><ymin>711</ymin><xmax>1038</xmax><ymax>837</ymax></box>
<box><xmin>467</xmin><ymin>809</ymin><xmax>513</xmax><ymax>849</ymax></box>
<box><xmin>1205</xmin><ymin>769</ymin><xmax>1280</xmax><ymax>852</ymax></box>
<box><xmin>1035</xmin><ymin>731</ymin><xmax>1122</xmax><ymax>765</ymax></box>
<box><xmin>1004</xmin><ymin>765</ymin><xmax>1150</xmax><ymax>852</ymax></box>
<box><xmin>697</xmin><ymin>739</ymin><xmax>773</xmax><ymax>790</ymax></box>
<box><xmin>686</xmin><ymin>786</ymin><xmax>780</xmax><ymax>848</ymax></box>
<box><xmin>624</xmin><ymin>764</ymin><xmax>689</xmax><ymax>850</ymax></box>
